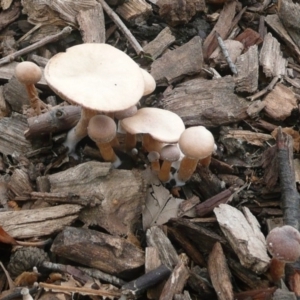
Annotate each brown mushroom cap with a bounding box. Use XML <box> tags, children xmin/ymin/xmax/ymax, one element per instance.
<box><xmin>114</xmin><ymin>105</ymin><xmax>138</xmax><ymax>120</ymax></box>
<box><xmin>140</xmin><ymin>68</ymin><xmax>156</xmax><ymax>96</ymax></box>
<box><xmin>179</xmin><ymin>126</ymin><xmax>214</xmax><ymax>159</ymax></box>
<box><xmin>15</xmin><ymin>61</ymin><xmax>42</xmax><ymax>85</ymax></box>
<box><xmin>266</xmin><ymin>225</ymin><xmax>300</xmax><ymax>263</ymax></box>
<box><xmin>121</xmin><ymin>107</ymin><xmax>185</xmax><ymax>143</ymax></box>
<box><xmin>45</xmin><ymin>43</ymin><xmax>145</xmax><ymax>112</ymax></box>
<box><xmin>160</xmin><ymin>145</ymin><xmax>180</xmax><ymax>162</ymax></box>
<box><xmin>87</xmin><ymin>115</ymin><xmax>116</xmax><ymax>144</ymax></box>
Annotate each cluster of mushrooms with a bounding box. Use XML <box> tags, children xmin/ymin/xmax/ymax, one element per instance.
<box><xmin>14</xmin><ymin>43</ymin><xmax>215</xmax><ymax>186</ymax></box>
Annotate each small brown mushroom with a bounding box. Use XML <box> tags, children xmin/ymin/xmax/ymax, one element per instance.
<box><xmin>266</xmin><ymin>225</ymin><xmax>300</xmax><ymax>282</ymax></box>
<box><xmin>15</xmin><ymin>61</ymin><xmax>47</xmax><ymax>116</ymax></box>
<box><xmin>158</xmin><ymin>145</ymin><xmax>180</xmax><ymax>182</ymax></box>
<box><xmin>176</xmin><ymin>126</ymin><xmax>215</xmax><ymax>185</ymax></box>
<box><xmin>87</xmin><ymin>115</ymin><xmax>120</xmax><ymax>168</ymax></box>
<box><xmin>147</xmin><ymin>151</ymin><xmax>160</xmax><ymax>173</ymax></box>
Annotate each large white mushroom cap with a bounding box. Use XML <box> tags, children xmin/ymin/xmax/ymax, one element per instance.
<box><xmin>44</xmin><ymin>43</ymin><xmax>145</xmax><ymax>112</ymax></box>
<box><xmin>121</xmin><ymin>107</ymin><xmax>185</xmax><ymax>143</ymax></box>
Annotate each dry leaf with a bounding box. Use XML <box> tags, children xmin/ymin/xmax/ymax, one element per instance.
<box><xmin>15</xmin><ymin>271</ymin><xmax>39</xmax><ymax>286</ymax></box>
<box><xmin>0</xmin><ymin>226</ymin><xmax>17</xmax><ymax>245</ymax></box>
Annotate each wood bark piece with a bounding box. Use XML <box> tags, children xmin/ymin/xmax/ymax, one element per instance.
<box><xmin>0</xmin><ymin>113</ymin><xmax>34</xmax><ymax>156</ymax></box>
<box><xmin>143</xmin><ymin>27</ymin><xmax>175</xmax><ymax>60</ymax></box>
<box><xmin>0</xmin><ymin>86</ymin><xmax>11</xmax><ymax>117</ymax></box>
<box><xmin>208</xmin><ymin>242</ymin><xmax>234</xmax><ymax>300</ymax></box>
<box><xmin>0</xmin><ymin>0</ymin><xmax>21</xmax><ymax>31</ymax></box>
<box><xmin>234</xmin><ymin>45</ymin><xmax>259</xmax><ymax>93</ymax></box>
<box><xmin>24</xmin><ymin>106</ymin><xmax>81</xmax><ymax>139</ymax></box>
<box><xmin>259</xmin><ymin>33</ymin><xmax>287</xmax><ymax>78</ymax></box>
<box><xmin>51</xmin><ymin>226</ymin><xmax>145</xmax><ymax>275</ymax></box>
<box><xmin>159</xmin><ymin>261</ymin><xmax>190</xmax><ymax>300</ymax></box>
<box><xmin>9</xmin><ymin>168</ymin><xmax>33</xmax><ymax>197</ymax></box>
<box><xmin>263</xmin><ymin>83</ymin><xmax>297</xmax><ymax>121</ymax></box>
<box><xmin>77</xmin><ymin>2</ymin><xmax>106</xmax><ymax>43</ymax></box>
<box><xmin>151</xmin><ymin>36</ymin><xmax>203</xmax><ymax>85</ymax></box>
<box><xmin>40</xmin><ymin>161</ymin><xmax>146</xmax><ymax>236</ymax></box>
<box><xmin>265</xmin><ymin>15</ymin><xmax>300</xmax><ymax>62</ymax></box>
<box><xmin>234</xmin><ymin>28</ymin><xmax>263</xmax><ymax>50</ymax></box>
<box><xmin>203</xmin><ymin>1</ymin><xmax>236</xmax><ymax>59</ymax></box>
<box><xmin>0</xmin><ymin>204</ymin><xmax>82</xmax><ymax>238</ymax></box>
<box><xmin>146</xmin><ymin>226</ymin><xmax>179</xmax><ymax>269</ymax></box>
<box><xmin>116</xmin><ymin>0</ymin><xmax>152</xmax><ymax>24</ymax></box>
<box><xmin>162</xmin><ymin>76</ymin><xmax>249</xmax><ymax>127</ymax></box>
<box><xmin>214</xmin><ymin>204</ymin><xmax>270</xmax><ymax>274</ymax></box>
<box><xmin>156</xmin><ymin>0</ymin><xmax>206</xmax><ymax>26</ymax></box>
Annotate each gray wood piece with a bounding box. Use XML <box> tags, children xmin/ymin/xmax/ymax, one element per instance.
<box><xmin>162</xmin><ymin>76</ymin><xmax>249</xmax><ymax>127</ymax></box>
<box><xmin>143</xmin><ymin>27</ymin><xmax>175</xmax><ymax>60</ymax></box>
<box><xmin>0</xmin><ymin>86</ymin><xmax>11</xmax><ymax>117</ymax></box>
<box><xmin>146</xmin><ymin>226</ymin><xmax>179</xmax><ymax>269</ymax></box>
<box><xmin>234</xmin><ymin>45</ymin><xmax>259</xmax><ymax>93</ymax></box>
<box><xmin>0</xmin><ymin>204</ymin><xmax>82</xmax><ymax>238</ymax></box>
<box><xmin>259</xmin><ymin>33</ymin><xmax>287</xmax><ymax>78</ymax></box>
<box><xmin>150</xmin><ymin>36</ymin><xmax>203</xmax><ymax>85</ymax></box>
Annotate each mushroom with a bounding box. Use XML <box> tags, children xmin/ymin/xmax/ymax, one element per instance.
<box><xmin>44</xmin><ymin>43</ymin><xmax>145</xmax><ymax>155</ymax></box>
<box><xmin>140</xmin><ymin>68</ymin><xmax>156</xmax><ymax>96</ymax></box>
<box><xmin>158</xmin><ymin>145</ymin><xmax>180</xmax><ymax>182</ymax></box>
<box><xmin>147</xmin><ymin>151</ymin><xmax>160</xmax><ymax>173</ymax></box>
<box><xmin>15</xmin><ymin>61</ymin><xmax>47</xmax><ymax>116</ymax></box>
<box><xmin>175</xmin><ymin>126</ymin><xmax>215</xmax><ymax>186</ymax></box>
<box><xmin>121</xmin><ymin>107</ymin><xmax>185</xmax><ymax>153</ymax></box>
<box><xmin>87</xmin><ymin>115</ymin><xmax>120</xmax><ymax>167</ymax></box>
<box><xmin>266</xmin><ymin>225</ymin><xmax>300</xmax><ymax>282</ymax></box>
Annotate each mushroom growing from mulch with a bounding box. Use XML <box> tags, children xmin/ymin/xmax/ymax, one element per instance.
<box><xmin>44</xmin><ymin>43</ymin><xmax>145</xmax><ymax>156</ymax></box>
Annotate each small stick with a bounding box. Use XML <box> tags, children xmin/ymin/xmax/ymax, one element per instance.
<box><xmin>215</xmin><ymin>31</ymin><xmax>237</xmax><ymax>75</ymax></box>
<box><xmin>276</xmin><ymin>127</ymin><xmax>300</xmax><ymax>230</ymax></box>
<box><xmin>247</xmin><ymin>76</ymin><xmax>279</xmax><ymax>101</ymax></box>
<box><xmin>98</xmin><ymin>0</ymin><xmax>144</xmax><ymax>55</ymax></box>
<box><xmin>0</xmin><ymin>26</ymin><xmax>72</xmax><ymax>67</ymax></box>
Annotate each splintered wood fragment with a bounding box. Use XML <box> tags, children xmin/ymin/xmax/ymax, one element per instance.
<box><xmin>203</xmin><ymin>1</ymin><xmax>237</xmax><ymax>59</ymax></box>
<box><xmin>272</xmin><ymin>288</ymin><xmax>297</xmax><ymax>300</ymax></box>
<box><xmin>24</xmin><ymin>106</ymin><xmax>81</xmax><ymax>139</ymax></box>
<box><xmin>0</xmin><ymin>0</ymin><xmax>21</xmax><ymax>31</ymax></box>
<box><xmin>51</xmin><ymin>226</ymin><xmax>145</xmax><ymax>275</ymax></box>
<box><xmin>168</xmin><ymin>218</ymin><xmax>227</xmax><ymax>253</ymax></box>
<box><xmin>235</xmin><ymin>28</ymin><xmax>263</xmax><ymax>49</ymax></box>
<box><xmin>143</xmin><ymin>27</ymin><xmax>175</xmax><ymax>60</ymax></box>
<box><xmin>77</xmin><ymin>3</ymin><xmax>106</xmax><ymax>43</ymax></box>
<box><xmin>214</xmin><ymin>204</ymin><xmax>270</xmax><ymax>273</ymax></box>
<box><xmin>0</xmin><ymin>86</ymin><xmax>11</xmax><ymax>117</ymax></box>
<box><xmin>263</xmin><ymin>83</ymin><xmax>297</xmax><ymax>121</ymax></box>
<box><xmin>246</xmin><ymin>100</ymin><xmax>265</xmax><ymax>118</ymax></box>
<box><xmin>151</xmin><ymin>36</ymin><xmax>203</xmax><ymax>85</ymax></box>
<box><xmin>159</xmin><ymin>261</ymin><xmax>190</xmax><ymax>300</ymax></box>
<box><xmin>174</xmin><ymin>291</ymin><xmax>192</xmax><ymax>300</ymax></box>
<box><xmin>9</xmin><ymin>168</ymin><xmax>33</xmax><ymax>197</ymax></box>
<box><xmin>278</xmin><ymin>0</ymin><xmax>300</xmax><ymax>49</ymax></box>
<box><xmin>247</xmin><ymin>76</ymin><xmax>279</xmax><ymax>101</ymax></box>
<box><xmin>259</xmin><ymin>33</ymin><xmax>287</xmax><ymax>78</ymax></box>
<box><xmin>234</xmin><ymin>287</ymin><xmax>278</xmax><ymax>300</ymax></box>
<box><xmin>156</xmin><ymin>0</ymin><xmax>206</xmax><ymax>26</ymax></box>
<box><xmin>208</xmin><ymin>242</ymin><xmax>234</xmax><ymax>300</ymax></box>
<box><xmin>116</xmin><ymin>0</ymin><xmax>152</xmax><ymax>24</ymax></box>
<box><xmin>146</xmin><ymin>226</ymin><xmax>179</xmax><ymax>269</ymax></box>
<box><xmin>162</xmin><ymin>76</ymin><xmax>249</xmax><ymax>127</ymax></box>
<box><xmin>234</xmin><ymin>45</ymin><xmax>259</xmax><ymax>93</ymax></box>
<box><xmin>0</xmin><ymin>113</ymin><xmax>33</xmax><ymax>155</ymax></box>
<box><xmin>0</xmin><ymin>204</ymin><xmax>82</xmax><ymax>238</ymax></box>
<box><xmin>265</xmin><ymin>15</ymin><xmax>300</xmax><ymax>62</ymax></box>
<box><xmin>39</xmin><ymin>161</ymin><xmax>146</xmax><ymax>236</ymax></box>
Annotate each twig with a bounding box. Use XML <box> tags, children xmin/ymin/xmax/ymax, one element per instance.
<box><xmin>215</xmin><ymin>31</ymin><xmax>237</xmax><ymax>75</ymax></box>
<box><xmin>247</xmin><ymin>76</ymin><xmax>279</xmax><ymax>101</ymax></box>
<box><xmin>97</xmin><ymin>0</ymin><xmax>144</xmax><ymax>55</ymax></box>
<box><xmin>276</xmin><ymin>127</ymin><xmax>300</xmax><ymax>230</ymax></box>
<box><xmin>0</xmin><ymin>26</ymin><xmax>73</xmax><ymax>67</ymax></box>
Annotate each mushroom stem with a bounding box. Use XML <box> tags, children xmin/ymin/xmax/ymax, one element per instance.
<box><xmin>125</xmin><ymin>132</ymin><xmax>137</xmax><ymax>151</ymax></box>
<box><xmin>142</xmin><ymin>134</ymin><xmax>164</xmax><ymax>152</ymax></box>
<box><xmin>158</xmin><ymin>161</ymin><xmax>172</xmax><ymax>182</ymax></box>
<box><xmin>25</xmin><ymin>85</ymin><xmax>44</xmax><ymax>115</ymax></box>
<box><xmin>96</xmin><ymin>141</ymin><xmax>117</xmax><ymax>162</ymax></box>
<box><xmin>177</xmin><ymin>156</ymin><xmax>198</xmax><ymax>183</ymax></box>
<box><xmin>200</xmin><ymin>155</ymin><xmax>212</xmax><ymax>167</ymax></box>
<box><xmin>64</xmin><ymin>108</ymin><xmax>98</xmax><ymax>154</ymax></box>
<box><xmin>269</xmin><ymin>258</ymin><xmax>286</xmax><ymax>283</ymax></box>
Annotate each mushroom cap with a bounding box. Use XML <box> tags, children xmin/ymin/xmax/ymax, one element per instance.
<box><xmin>121</xmin><ymin>107</ymin><xmax>185</xmax><ymax>143</ymax></box>
<box><xmin>179</xmin><ymin>126</ymin><xmax>214</xmax><ymax>159</ymax></box>
<box><xmin>44</xmin><ymin>43</ymin><xmax>145</xmax><ymax>112</ymax></box>
<box><xmin>160</xmin><ymin>144</ymin><xmax>180</xmax><ymax>162</ymax></box>
<box><xmin>87</xmin><ymin>115</ymin><xmax>116</xmax><ymax>144</ymax></box>
<box><xmin>15</xmin><ymin>61</ymin><xmax>42</xmax><ymax>85</ymax></box>
<box><xmin>266</xmin><ymin>225</ymin><xmax>300</xmax><ymax>263</ymax></box>
<box><xmin>115</xmin><ymin>105</ymin><xmax>137</xmax><ymax>120</ymax></box>
<box><xmin>148</xmin><ymin>151</ymin><xmax>160</xmax><ymax>162</ymax></box>
<box><xmin>140</xmin><ymin>68</ymin><xmax>156</xmax><ymax>96</ymax></box>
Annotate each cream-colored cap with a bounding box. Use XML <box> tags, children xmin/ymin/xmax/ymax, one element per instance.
<box><xmin>160</xmin><ymin>144</ymin><xmax>180</xmax><ymax>162</ymax></box>
<box><xmin>121</xmin><ymin>107</ymin><xmax>185</xmax><ymax>143</ymax></box>
<box><xmin>15</xmin><ymin>61</ymin><xmax>42</xmax><ymax>85</ymax></box>
<box><xmin>140</xmin><ymin>68</ymin><xmax>156</xmax><ymax>96</ymax></box>
<box><xmin>45</xmin><ymin>43</ymin><xmax>145</xmax><ymax>112</ymax></box>
<box><xmin>179</xmin><ymin>126</ymin><xmax>214</xmax><ymax>159</ymax></box>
